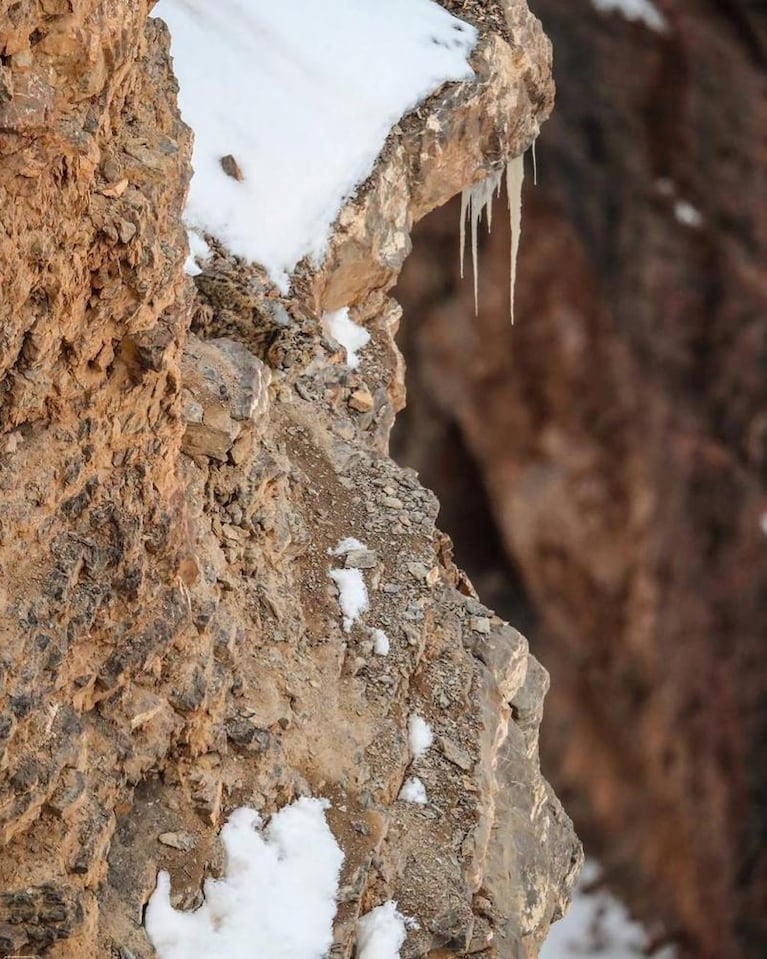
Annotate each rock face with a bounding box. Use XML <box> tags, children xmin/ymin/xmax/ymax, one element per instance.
<box><xmin>0</xmin><ymin>1</ymin><xmax>579</xmax><ymax>957</ymax></box>
<box><xmin>392</xmin><ymin>2</ymin><xmax>767</xmax><ymax>957</ymax></box>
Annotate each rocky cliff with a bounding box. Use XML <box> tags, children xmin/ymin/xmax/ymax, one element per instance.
<box><xmin>393</xmin><ymin>2</ymin><xmax>767</xmax><ymax>957</ymax></box>
<box><xmin>0</xmin><ymin>1</ymin><xmax>579</xmax><ymax>957</ymax></box>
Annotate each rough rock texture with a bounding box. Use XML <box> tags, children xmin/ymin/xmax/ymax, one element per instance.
<box><xmin>0</xmin><ymin>1</ymin><xmax>579</xmax><ymax>957</ymax></box>
<box><xmin>392</xmin><ymin>2</ymin><xmax>767</xmax><ymax>958</ymax></box>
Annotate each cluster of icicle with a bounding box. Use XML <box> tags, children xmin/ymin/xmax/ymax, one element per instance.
<box><xmin>459</xmin><ymin>146</ymin><xmax>534</xmax><ymax>323</ymax></box>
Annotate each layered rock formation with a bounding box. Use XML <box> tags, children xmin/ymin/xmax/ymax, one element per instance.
<box><xmin>393</xmin><ymin>2</ymin><xmax>767</xmax><ymax>957</ymax></box>
<box><xmin>0</xmin><ymin>1</ymin><xmax>579</xmax><ymax>957</ymax></box>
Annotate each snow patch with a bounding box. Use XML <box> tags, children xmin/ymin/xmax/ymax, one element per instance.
<box><xmin>408</xmin><ymin>714</ymin><xmax>433</xmax><ymax>760</ymax></box>
<box><xmin>183</xmin><ymin>229</ymin><xmax>212</xmax><ymax>277</ymax></box>
<box><xmin>329</xmin><ymin>537</ymin><xmax>368</xmax><ymax>556</ymax></box>
<box><xmin>356</xmin><ymin>901</ymin><xmax>408</xmax><ymax>959</ymax></box>
<box><xmin>372</xmin><ymin>628</ymin><xmax>391</xmax><ymax>656</ymax></box>
<box><xmin>674</xmin><ymin>200</ymin><xmax>703</xmax><ymax>228</ymax></box>
<box><xmin>330</xmin><ymin>568</ymin><xmax>369</xmax><ymax>632</ymax></box>
<box><xmin>322</xmin><ymin>309</ymin><xmax>371</xmax><ymax>370</ymax></box>
<box><xmin>591</xmin><ymin>0</ymin><xmax>668</xmax><ymax>32</ymax></box>
<box><xmin>539</xmin><ymin>860</ymin><xmax>677</xmax><ymax>959</ymax></box>
<box><xmin>399</xmin><ymin>777</ymin><xmax>428</xmax><ymax>804</ymax></box>
<box><xmin>153</xmin><ymin>0</ymin><xmax>477</xmax><ymax>290</ymax></box>
<box><xmin>144</xmin><ymin>798</ymin><xmax>344</xmax><ymax>959</ymax></box>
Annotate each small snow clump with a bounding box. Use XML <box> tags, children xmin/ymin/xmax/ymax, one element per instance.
<box><xmin>372</xmin><ymin>629</ymin><xmax>391</xmax><ymax>656</ymax></box>
<box><xmin>408</xmin><ymin>714</ymin><xmax>433</xmax><ymax>761</ymax></box>
<box><xmin>330</xmin><ymin>568</ymin><xmax>369</xmax><ymax>632</ymax></box>
<box><xmin>356</xmin><ymin>901</ymin><xmax>408</xmax><ymax>959</ymax></box>
<box><xmin>399</xmin><ymin>777</ymin><xmax>428</xmax><ymax>805</ymax></box>
<box><xmin>591</xmin><ymin>0</ymin><xmax>668</xmax><ymax>32</ymax></box>
<box><xmin>329</xmin><ymin>536</ymin><xmax>368</xmax><ymax>556</ymax></box>
<box><xmin>322</xmin><ymin>309</ymin><xmax>371</xmax><ymax>370</ymax></box>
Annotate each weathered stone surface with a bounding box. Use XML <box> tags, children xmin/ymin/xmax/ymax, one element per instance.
<box><xmin>0</xmin><ymin>1</ymin><xmax>578</xmax><ymax>957</ymax></box>
<box><xmin>180</xmin><ymin>335</ymin><xmax>271</xmax><ymax>461</ymax></box>
<box><xmin>392</xmin><ymin>2</ymin><xmax>767</xmax><ymax>957</ymax></box>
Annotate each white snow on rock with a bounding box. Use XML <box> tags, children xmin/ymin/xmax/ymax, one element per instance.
<box><xmin>153</xmin><ymin>0</ymin><xmax>477</xmax><ymax>291</ymax></box>
<box><xmin>372</xmin><ymin>628</ymin><xmax>391</xmax><ymax>656</ymax></box>
<box><xmin>356</xmin><ymin>901</ymin><xmax>408</xmax><ymax>959</ymax></box>
<box><xmin>539</xmin><ymin>860</ymin><xmax>677</xmax><ymax>959</ymax></box>
<box><xmin>329</xmin><ymin>536</ymin><xmax>368</xmax><ymax>556</ymax></box>
<box><xmin>408</xmin><ymin>714</ymin><xmax>433</xmax><ymax>760</ymax></box>
<box><xmin>144</xmin><ymin>798</ymin><xmax>344</xmax><ymax>959</ymax></box>
<box><xmin>322</xmin><ymin>309</ymin><xmax>371</xmax><ymax>370</ymax></box>
<box><xmin>330</xmin><ymin>567</ymin><xmax>369</xmax><ymax>632</ymax></box>
<box><xmin>591</xmin><ymin>0</ymin><xmax>668</xmax><ymax>32</ymax></box>
<box><xmin>399</xmin><ymin>777</ymin><xmax>428</xmax><ymax>805</ymax></box>
<box><xmin>183</xmin><ymin>229</ymin><xmax>212</xmax><ymax>277</ymax></box>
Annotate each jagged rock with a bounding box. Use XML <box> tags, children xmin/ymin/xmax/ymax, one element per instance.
<box><xmin>0</xmin><ymin>1</ymin><xmax>579</xmax><ymax>957</ymax></box>
<box><xmin>180</xmin><ymin>335</ymin><xmax>271</xmax><ymax>461</ymax></box>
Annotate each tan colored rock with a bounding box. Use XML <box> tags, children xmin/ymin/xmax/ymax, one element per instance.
<box><xmin>180</xmin><ymin>335</ymin><xmax>271</xmax><ymax>461</ymax></box>
<box><xmin>348</xmin><ymin>387</ymin><xmax>375</xmax><ymax>413</ymax></box>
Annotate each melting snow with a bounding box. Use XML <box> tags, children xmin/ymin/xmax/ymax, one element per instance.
<box><xmin>591</xmin><ymin>0</ymin><xmax>668</xmax><ymax>32</ymax></box>
<box><xmin>408</xmin><ymin>714</ymin><xmax>433</xmax><ymax>760</ymax></box>
<box><xmin>399</xmin><ymin>777</ymin><xmax>428</xmax><ymax>805</ymax></box>
<box><xmin>144</xmin><ymin>798</ymin><xmax>344</xmax><ymax>959</ymax></box>
<box><xmin>539</xmin><ymin>860</ymin><xmax>677</xmax><ymax>959</ymax></box>
<box><xmin>330</xmin><ymin>568</ymin><xmax>369</xmax><ymax>632</ymax></box>
<box><xmin>322</xmin><ymin>309</ymin><xmax>371</xmax><ymax>370</ymax></box>
<box><xmin>356</xmin><ymin>901</ymin><xmax>409</xmax><ymax>959</ymax></box>
<box><xmin>153</xmin><ymin>0</ymin><xmax>477</xmax><ymax>291</ymax></box>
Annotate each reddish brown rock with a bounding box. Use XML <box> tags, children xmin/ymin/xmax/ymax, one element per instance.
<box><xmin>393</xmin><ymin>2</ymin><xmax>767</xmax><ymax>957</ymax></box>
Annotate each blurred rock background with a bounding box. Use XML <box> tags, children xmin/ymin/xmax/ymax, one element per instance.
<box><xmin>392</xmin><ymin>2</ymin><xmax>767</xmax><ymax>957</ymax></box>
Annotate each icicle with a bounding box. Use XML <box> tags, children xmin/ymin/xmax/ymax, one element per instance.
<box><xmin>459</xmin><ymin>187</ymin><xmax>468</xmax><ymax>279</ymax></box>
<box><xmin>470</xmin><ymin>186</ymin><xmax>479</xmax><ymax>314</ymax></box>
<box><xmin>458</xmin><ymin>169</ymin><xmax>503</xmax><ymax>315</ymax></box>
<box><xmin>531</xmin><ymin>138</ymin><xmax>538</xmax><ymax>186</ymax></box>
<box><xmin>506</xmin><ymin>154</ymin><xmax>524</xmax><ymax>325</ymax></box>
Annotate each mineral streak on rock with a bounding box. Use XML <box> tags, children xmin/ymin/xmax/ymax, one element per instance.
<box><xmin>0</xmin><ymin>1</ymin><xmax>577</xmax><ymax>957</ymax></box>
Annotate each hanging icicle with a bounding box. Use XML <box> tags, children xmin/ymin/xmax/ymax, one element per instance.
<box><xmin>459</xmin><ymin>151</ymin><xmax>527</xmax><ymax>323</ymax></box>
<box><xmin>506</xmin><ymin>153</ymin><xmax>524</xmax><ymax>325</ymax></box>
<box><xmin>459</xmin><ymin>167</ymin><xmax>503</xmax><ymax>315</ymax></box>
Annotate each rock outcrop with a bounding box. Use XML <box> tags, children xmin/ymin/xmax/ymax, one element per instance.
<box><xmin>0</xmin><ymin>2</ymin><xmax>578</xmax><ymax>957</ymax></box>
<box><xmin>392</xmin><ymin>2</ymin><xmax>767</xmax><ymax>957</ymax></box>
